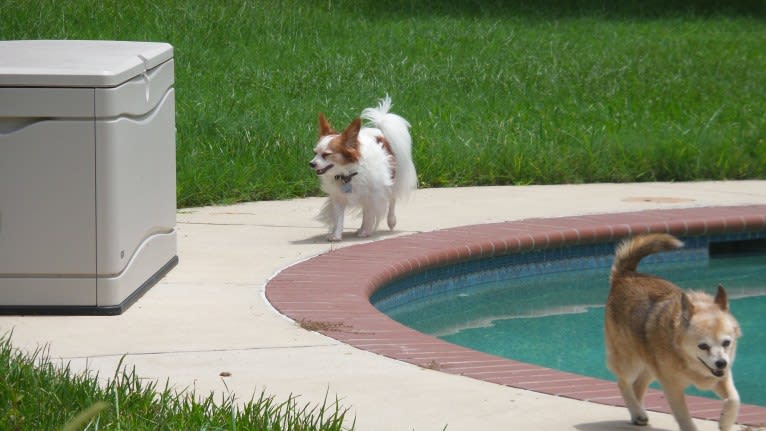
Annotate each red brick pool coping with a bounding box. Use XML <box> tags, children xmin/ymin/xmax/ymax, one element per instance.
<box><xmin>265</xmin><ymin>205</ymin><xmax>766</xmax><ymax>427</ymax></box>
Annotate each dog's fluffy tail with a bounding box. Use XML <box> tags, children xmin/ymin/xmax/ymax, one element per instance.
<box><xmin>611</xmin><ymin>233</ymin><xmax>684</xmax><ymax>281</ymax></box>
<box><xmin>361</xmin><ymin>95</ymin><xmax>417</xmax><ymax>200</ymax></box>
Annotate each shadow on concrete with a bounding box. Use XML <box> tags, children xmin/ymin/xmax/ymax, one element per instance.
<box><xmin>290</xmin><ymin>230</ymin><xmax>401</xmax><ymax>245</ymax></box>
<box><xmin>575</xmin><ymin>420</ymin><xmax>674</xmax><ymax>431</ymax></box>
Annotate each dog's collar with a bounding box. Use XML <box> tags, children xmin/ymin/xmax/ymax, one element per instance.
<box><xmin>334</xmin><ymin>172</ymin><xmax>358</xmax><ymax>184</ymax></box>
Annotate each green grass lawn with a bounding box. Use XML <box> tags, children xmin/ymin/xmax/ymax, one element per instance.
<box><xmin>1</xmin><ymin>0</ymin><xmax>764</xmax><ymax>207</ymax></box>
<box><xmin>0</xmin><ymin>335</ymin><xmax>351</xmax><ymax>431</ymax></box>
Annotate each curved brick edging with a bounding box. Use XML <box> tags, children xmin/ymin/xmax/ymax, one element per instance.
<box><xmin>265</xmin><ymin>205</ymin><xmax>766</xmax><ymax>426</ymax></box>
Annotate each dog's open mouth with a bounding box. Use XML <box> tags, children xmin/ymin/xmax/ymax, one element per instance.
<box><xmin>315</xmin><ymin>164</ymin><xmax>334</xmax><ymax>175</ymax></box>
<box><xmin>698</xmin><ymin>357</ymin><xmax>725</xmax><ymax>377</ymax></box>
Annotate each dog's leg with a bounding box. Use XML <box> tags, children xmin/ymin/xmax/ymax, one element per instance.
<box><xmin>357</xmin><ymin>206</ymin><xmax>374</xmax><ymax>238</ymax></box>
<box><xmin>713</xmin><ymin>377</ymin><xmax>740</xmax><ymax>431</ymax></box>
<box><xmin>617</xmin><ymin>377</ymin><xmax>649</xmax><ymax>426</ymax></box>
<box><xmin>328</xmin><ymin>201</ymin><xmax>345</xmax><ymax>242</ymax></box>
<box><xmin>660</xmin><ymin>378</ymin><xmax>698</xmax><ymax>431</ymax></box>
<box><xmin>630</xmin><ymin>369</ymin><xmax>654</xmax><ymax>425</ymax></box>
<box><xmin>387</xmin><ymin>198</ymin><xmax>397</xmax><ymax>230</ymax></box>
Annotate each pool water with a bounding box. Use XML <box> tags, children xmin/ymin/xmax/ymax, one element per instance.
<box><xmin>383</xmin><ymin>253</ymin><xmax>766</xmax><ymax>407</ymax></box>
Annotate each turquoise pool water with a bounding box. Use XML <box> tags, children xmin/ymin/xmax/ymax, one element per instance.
<box><xmin>375</xmin><ymin>236</ymin><xmax>766</xmax><ymax>407</ymax></box>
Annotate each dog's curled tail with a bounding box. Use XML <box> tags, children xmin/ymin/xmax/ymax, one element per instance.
<box><xmin>611</xmin><ymin>233</ymin><xmax>684</xmax><ymax>281</ymax></box>
<box><xmin>361</xmin><ymin>95</ymin><xmax>418</xmax><ymax>200</ymax></box>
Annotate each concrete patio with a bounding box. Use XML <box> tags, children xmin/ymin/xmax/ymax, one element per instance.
<box><xmin>1</xmin><ymin>181</ymin><xmax>765</xmax><ymax>430</ymax></box>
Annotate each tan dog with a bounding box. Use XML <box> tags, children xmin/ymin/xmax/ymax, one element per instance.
<box><xmin>605</xmin><ymin>233</ymin><xmax>741</xmax><ymax>431</ymax></box>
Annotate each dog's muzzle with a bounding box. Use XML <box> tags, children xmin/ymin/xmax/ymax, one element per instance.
<box><xmin>310</xmin><ymin>162</ymin><xmax>334</xmax><ymax>176</ymax></box>
<box><xmin>698</xmin><ymin>357</ymin><xmax>726</xmax><ymax>377</ymax></box>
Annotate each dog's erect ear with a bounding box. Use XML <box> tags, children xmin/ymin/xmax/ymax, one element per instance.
<box><xmin>341</xmin><ymin>118</ymin><xmax>362</xmax><ymax>148</ymax></box>
<box><xmin>319</xmin><ymin>112</ymin><xmax>336</xmax><ymax>136</ymax></box>
<box><xmin>714</xmin><ymin>284</ymin><xmax>729</xmax><ymax>311</ymax></box>
<box><xmin>681</xmin><ymin>292</ymin><xmax>695</xmax><ymax>327</ymax></box>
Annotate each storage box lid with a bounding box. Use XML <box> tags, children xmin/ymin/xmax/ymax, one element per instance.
<box><xmin>0</xmin><ymin>40</ymin><xmax>173</xmax><ymax>87</ymax></box>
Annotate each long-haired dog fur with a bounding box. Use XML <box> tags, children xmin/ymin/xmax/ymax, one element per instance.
<box><xmin>605</xmin><ymin>233</ymin><xmax>741</xmax><ymax>431</ymax></box>
<box><xmin>310</xmin><ymin>96</ymin><xmax>417</xmax><ymax>241</ymax></box>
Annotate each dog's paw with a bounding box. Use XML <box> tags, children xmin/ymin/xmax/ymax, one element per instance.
<box><xmin>327</xmin><ymin>234</ymin><xmax>342</xmax><ymax>242</ymax></box>
<box><xmin>356</xmin><ymin>229</ymin><xmax>371</xmax><ymax>238</ymax></box>
<box><xmin>387</xmin><ymin>214</ymin><xmax>397</xmax><ymax>230</ymax></box>
<box><xmin>631</xmin><ymin>414</ymin><xmax>649</xmax><ymax>426</ymax></box>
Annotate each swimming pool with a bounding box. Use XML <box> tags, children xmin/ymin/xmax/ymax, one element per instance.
<box><xmin>373</xmin><ymin>235</ymin><xmax>766</xmax><ymax>407</ymax></box>
<box><xmin>265</xmin><ymin>205</ymin><xmax>766</xmax><ymax>425</ymax></box>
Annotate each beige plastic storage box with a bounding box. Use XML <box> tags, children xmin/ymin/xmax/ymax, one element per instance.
<box><xmin>0</xmin><ymin>40</ymin><xmax>178</xmax><ymax>314</ymax></box>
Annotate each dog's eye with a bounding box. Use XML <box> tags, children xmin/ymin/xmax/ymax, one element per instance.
<box><xmin>722</xmin><ymin>339</ymin><xmax>731</xmax><ymax>348</ymax></box>
<box><xmin>322</xmin><ymin>152</ymin><xmax>332</xmax><ymax>159</ymax></box>
<box><xmin>698</xmin><ymin>343</ymin><xmax>710</xmax><ymax>351</ymax></box>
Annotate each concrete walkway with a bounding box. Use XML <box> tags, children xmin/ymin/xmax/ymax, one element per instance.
<box><xmin>1</xmin><ymin>181</ymin><xmax>765</xmax><ymax>431</ymax></box>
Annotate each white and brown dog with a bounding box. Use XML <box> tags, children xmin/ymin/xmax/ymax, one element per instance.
<box><xmin>310</xmin><ymin>96</ymin><xmax>417</xmax><ymax>241</ymax></box>
<box><xmin>606</xmin><ymin>233</ymin><xmax>741</xmax><ymax>431</ymax></box>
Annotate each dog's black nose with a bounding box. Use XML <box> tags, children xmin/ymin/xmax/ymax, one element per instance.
<box><xmin>715</xmin><ymin>359</ymin><xmax>727</xmax><ymax>369</ymax></box>
<box><xmin>309</xmin><ymin>161</ymin><xmax>316</xmax><ymax>168</ymax></box>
